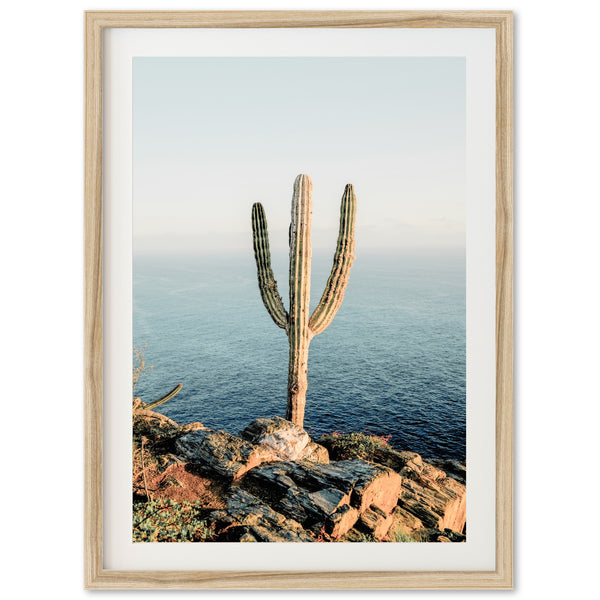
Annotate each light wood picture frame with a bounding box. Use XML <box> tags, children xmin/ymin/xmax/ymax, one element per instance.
<box><xmin>85</xmin><ymin>10</ymin><xmax>512</xmax><ymax>589</ymax></box>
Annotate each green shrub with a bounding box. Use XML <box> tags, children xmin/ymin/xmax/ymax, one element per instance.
<box><xmin>133</xmin><ymin>499</ymin><xmax>215</xmax><ymax>542</ymax></box>
<box><xmin>349</xmin><ymin>531</ymin><xmax>379</xmax><ymax>543</ymax></box>
<box><xmin>318</xmin><ymin>431</ymin><xmax>392</xmax><ymax>461</ymax></box>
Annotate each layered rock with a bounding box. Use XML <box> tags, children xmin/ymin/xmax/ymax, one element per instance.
<box><xmin>356</xmin><ymin>505</ymin><xmax>394</xmax><ymax>539</ymax></box>
<box><xmin>239</xmin><ymin>459</ymin><xmax>402</xmax><ymax>539</ymax></box>
<box><xmin>176</xmin><ymin>417</ymin><xmax>330</xmax><ymax>480</ymax></box>
<box><xmin>426</xmin><ymin>458</ymin><xmax>466</xmax><ymax>485</ymax></box>
<box><xmin>398</xmin><ymin>465</ymin><xmax>466</xmax><ymax>533</ymax></box>
<box><xmin>297</xmin><ymin>441</ymin><xmax>330</xmax><ymax>464</ymax></box>
<box><xmin>134</xmin><ymin>409</ymin><xmax>466</xmax><ymax>543</ymax></box>
<box><xmin>175</xmin><ymin>429</ymin><xmax>272</xmax><ymax>481</ymax></box>
<box><xmin>133</xmin><ymin>398</ymin><xmax>206</xmax><ymax>447</ymax></box>
<box><xmin>211</xmin><ymin>488</ymin><xmax>314</xmax><ymax>542</ymax></box>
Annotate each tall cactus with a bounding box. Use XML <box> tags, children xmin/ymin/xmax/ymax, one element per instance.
<box><xmin>251</xmin><ymin>174</ymin><xmax>356</xmax><ymax>427</ymax></box>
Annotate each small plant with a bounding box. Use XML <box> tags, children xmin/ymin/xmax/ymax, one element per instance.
<box><xmin>132</xmin><ymin>344</ymin><xmax>182</xmax><ymax>411</ymax></box>
<box><xmin>133</xmin><ymin>499</ymin><xmax>216</xmax><ymax>542</ymax></box>
<box><xmin>385</xmin><ymin>524</ymin><xmax>419</xmax><ymax>543</ymax></box>
<box><xmin>146</xmin><ymin>383</ymin><xmax>183</xmax><ymax>410</ymax></box>
<box><xmin>347</xmin><ymin>531</ymin><xmax>379</xmax><ymax>543</ymax></box>
<box><xmin>132</xmin><ymin>343</ymin><xmax>154</xmax><ymax>396</ymax></box>
<box><xmin>319</xmin><ymin>431</ymin><xmax>392</xmax><ymax>461</ymax></box>
<box><xmin>314</xmin><ymin>525</ymin><xmax>331</xmax><ymax>543</ymax></box>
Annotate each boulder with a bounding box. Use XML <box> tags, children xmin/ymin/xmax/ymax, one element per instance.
<box><xmin>325</xmin><ymin>504</ymin><xmax>360</xmax><ymax>539</ymax></box>
<box><xmin>175</xmin><ymin>430</ymin><xmax>271</xmax><ymax>481</ymax></box>
<box><xmin>425</xmin><ymin>458</ymin><xmax>466</xmax><ymax>485</ymax></box>
<box><xmin>220</xmin><ymin>488</ymin><xmax>314</xmax><ymax>542</ymax></box>
<box><xmin>308</xmin><ymin>488</ymin><xmax>350</xmax><ymax>514</ymax></box>
<box><xmin>373</xmin><ymin>448</ymin><xmax>424</xmax><ymax>475</ymax></box>
<box><xmin>278</xmin><ymin>487</ymin><xmax>336</xmax><ymax>531</ymax></box>
<box><xmin>246</xmin><ymin>460</ymin><xmax>401</xmax><ymax>513</ymax></box>
<box><xmin>287</xmin><ymin>461</ymin><xmax>361</xmax><ymax>492</ymax></box>
<box><xmin>245</xmin><ymin>463</ymin><xmax>299</xmax><ymax>497</ymax></box>
<box><xmin>442</xmin><ymin>528</ymin><xmax>467</xmax><ymax>542</ymax></box>
<box><xmin>342</xmin><ymin>528</ymin><xmax>368</xmax><ymax>542</ymax></box>
<box><xmin>399</xmin><ymin>474</ymin><xmax>466</xmax><ymax>533</ymax></box>
<box><xmin>338</xmin><ymin>460</ymin><xmax>402</xmax><ymax>513</ymax></box>
<box><xmin>372</xmin><ymin>447</ymin><xmax>466</xmax><ymax>534</ymax></box>
<box><xmin>438</xmin><ymin>477</ymin><xmax>467</xmax><ymax>532</ymax></box>
<box><xmin>240</xmin><ymin>417</ymin><xmax>310</xmax><ymax>460</ymax></box>
<box><xmin>242</xmin><ymin>459</ymin><xmax>400</xmax><ymax>538</ymax></box>
<box><xmin>133</xmin><ymin>403</ymin><xmax>207</xmax><ymax>449</ymax></box>
<box><xmin>133</xmin><ymin>410</ymin><xmax>187</xmax><ymax>443</ymax></box>
<box><xmin>274</xmin><ymin>485</ymin><xmax>359</xmax><ymax>538</ymax></box>
<box><xmin>181</xmin><ymin>422</ymin><xmax>208</xmax><ymax>435</ymax></box>
<box><xmin>298</xmin><ymin>442</ymin><xmax>329</xmax><ymax>464</ymax></box>
<box><xmin>389</xmin><ymin>505</ymin><xmax>424</xmax><ymax>535</ymax></box>
<box><xmin>356</xmin><ymin>505</ymin><xmax>394</xmax><ymax>539</ymax></box>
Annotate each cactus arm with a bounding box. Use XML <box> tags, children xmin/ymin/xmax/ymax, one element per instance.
<box><xmin>286</xmin><ymin>174</ymin><xmax>313</xmax><ymax>425</ymax></box>
<box><xmin>251</xmin><ymin>202</ymin><xmax>289</xmax><ymax>329</ymax></box>
<box><xmin>146</xmin><ymin>383</ymin><xmax>183</xmax><ymax>410</ymax></box>
<box><xmin>308</xmin><ymin>184</ymin><xmax>357</xmax><ymax>336</ymax></box>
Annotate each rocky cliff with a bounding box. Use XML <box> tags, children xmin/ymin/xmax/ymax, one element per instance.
<box><xmin>132</xmin><ymin>401</ymin><xmax>466</xmax><ymax>543</ymax></box>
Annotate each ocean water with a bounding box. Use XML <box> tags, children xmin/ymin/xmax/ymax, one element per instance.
<box><xmin>133</xmin><ymin>251</ymin><xmax>466</xmax><ymax>462</ymax></box>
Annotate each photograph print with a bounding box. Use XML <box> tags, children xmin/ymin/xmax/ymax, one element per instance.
<box><xmin>131</xmin><ymin>56</ymin><xmax>467</xmax><ymax>544</ymax></box>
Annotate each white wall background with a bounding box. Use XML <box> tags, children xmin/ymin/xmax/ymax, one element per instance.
<box><xmin>1</xmin><ymin>0</ymin><xmax>598</xmax><ymax>597</ymax></box>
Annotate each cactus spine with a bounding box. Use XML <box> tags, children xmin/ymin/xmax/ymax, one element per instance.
<box><xmin>252</xmin><ymin>174</ymin><xmax>356</xmax><ymax>427</ymax></box>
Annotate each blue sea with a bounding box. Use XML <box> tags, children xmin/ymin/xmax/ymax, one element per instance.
<box><xmin>133</xmin><ymin>251</ymin><xmax>466</xmax><ymax>462</ymax></box>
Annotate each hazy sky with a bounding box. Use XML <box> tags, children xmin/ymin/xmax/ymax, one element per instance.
<box><xmin>133</xmin><ymin>57</ymin><xmax>465</xmax><ymax>255</ymax></box>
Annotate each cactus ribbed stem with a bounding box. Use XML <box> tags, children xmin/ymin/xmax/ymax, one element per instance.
<box><xmin>251</xmin><ymin>174</ymin><xmax>356</xmax><ymax>427</ymax></box>
<box><xmin>309</xmin><ymin>184</ymin><xmax>356</xmax><ymax>335</ymax></box>
<box><xmin>146</xmin><ymin>383</ymin><xmax>183</xmax><ymax>410</ymax></box>
<box><xmin>251</xmin><ymin>203</ymin><xmax>288</xmax><ymax>329</ymax></box>
<box><xmin>286</xmin><ymin>175</ymin><xmax>313</xmax><ymax>425</ymax></box>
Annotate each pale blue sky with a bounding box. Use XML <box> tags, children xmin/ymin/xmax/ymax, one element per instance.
<box><xmin>133</xmin><ymin>57</ymin><xmax>465</xmax><ymax>255</ymax></box>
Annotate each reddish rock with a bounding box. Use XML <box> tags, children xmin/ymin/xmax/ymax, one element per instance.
<box><xmin>399</xmin><ymin>474</ymin><xmax>466</xmax><ymax>533</ymax></box>
<box><xmin>133</xmin><ymin>406</ymin><xmax>467</xmax><ymax>543</ymax></box>
<box><xmin>373</xmin><ymin>448</ymin><xmax>424</xmax><ymax>475</ymax></box>
<box><xmin>326</xmin><ymin>504</ymin><xmax>360</xmax><ymax>539</ymax></box>
<box><xmin>298</xmin><ymin>441</ymin><xmax>330</xmax><ymax>464</ymax></box>
<box><xmin>349</xmin><ymin>464</ymin><xmax>402</xmax><ymax>514</ymax></box>
<box><xmin>438</xmin><ymin>477</ymin><xmax>467</xmax><ymax>532</ymax></box>
<box><xmin>181</xmin><ymin>422</ymin><xmax>207</xmax><ymax>434</ymax></box>
<box><xmin>389</xmin><ymin>505</ymin><xmax>424</xmax><ymax>535</ymax></box>
<box><xmin>426</xmin><ymin>458</ymin><xmax>466</xmax><ymax>485</ymax></box>
<box><xmin>357</xmin><ymin>505</ymin><xmax>394</xmax><ymax>539</ymax></box>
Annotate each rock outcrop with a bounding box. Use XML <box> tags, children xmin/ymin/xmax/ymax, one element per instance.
<box><xmin>213</xmin><ymin>488</ymin><xmax>315</xmax><ymax>542</ymax></box>
<box><xmin>239</xmin><ymin>459</ymin><xmax>402</xmax><ymax>539</ymax></box>
<box><xmin>133</xmin><ymin>409</ymin><xmax>466</xmax><ymax>543</ymax></box>
<box><xmin>176</xmin><ymin>429</ymin><xmax>272</xmax><ymax>481</ymax></box>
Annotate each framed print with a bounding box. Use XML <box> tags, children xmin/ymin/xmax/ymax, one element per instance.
<box><xmin>84</xmin><ymin>11</ymin><xmax>513</xmax><ymax>589</ymax></box>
